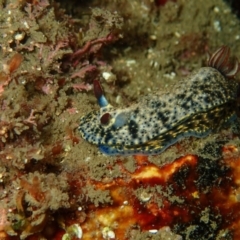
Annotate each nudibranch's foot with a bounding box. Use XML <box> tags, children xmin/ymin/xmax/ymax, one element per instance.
<box><xmin>99</xmin><ymin>145</ymin><xmax>119</xmax><ymax>155</ymax></box>
<box><xmin>208</xmin><ymin>45</ymin><xmax>240</xmax><ymax>78</ymax></box>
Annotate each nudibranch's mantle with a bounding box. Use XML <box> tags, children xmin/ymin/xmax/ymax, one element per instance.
<box><xmin>79</xmin><ymin>46</ymin><xmax>240</xmax><ymax>155</ymax></box>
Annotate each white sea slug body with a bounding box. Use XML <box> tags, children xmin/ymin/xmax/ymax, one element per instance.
<box><xmin>79</xmin><ymin>46</ymin><xmax>239</xmax><ymax>155</ymax></box>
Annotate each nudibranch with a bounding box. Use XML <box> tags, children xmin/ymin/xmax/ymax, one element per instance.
<box><xmin>79</xmin><ymin>46</ymin><xmax>239</xmax><ymax>155</ymax></box>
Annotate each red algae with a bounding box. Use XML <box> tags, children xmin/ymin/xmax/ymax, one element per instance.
<box><xmin>155</xmin><ymin>0</ymin><xmax>173</xmax><ymax>6</ymax></box>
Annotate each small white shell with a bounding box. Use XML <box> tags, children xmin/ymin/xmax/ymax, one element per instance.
<box><xmin>102</xmin><ymin>227</ymin><xmax>115</xmax><ymax>239</ymax></box>
<box><xmin>139</xmin><ymin>191</ymin><xmax>152</xmax><ymax>202</ymax></box>
<box><xmin>62</xmin><ymin>223</ymin><xmax>83</xmax><ymax>240</ymax></box>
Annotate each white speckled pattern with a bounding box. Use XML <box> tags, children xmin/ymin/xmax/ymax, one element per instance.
<box><xmin>79</xmin><ymin>66</ymin><xmax>238</xmax><ymax>155</ymax></box>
